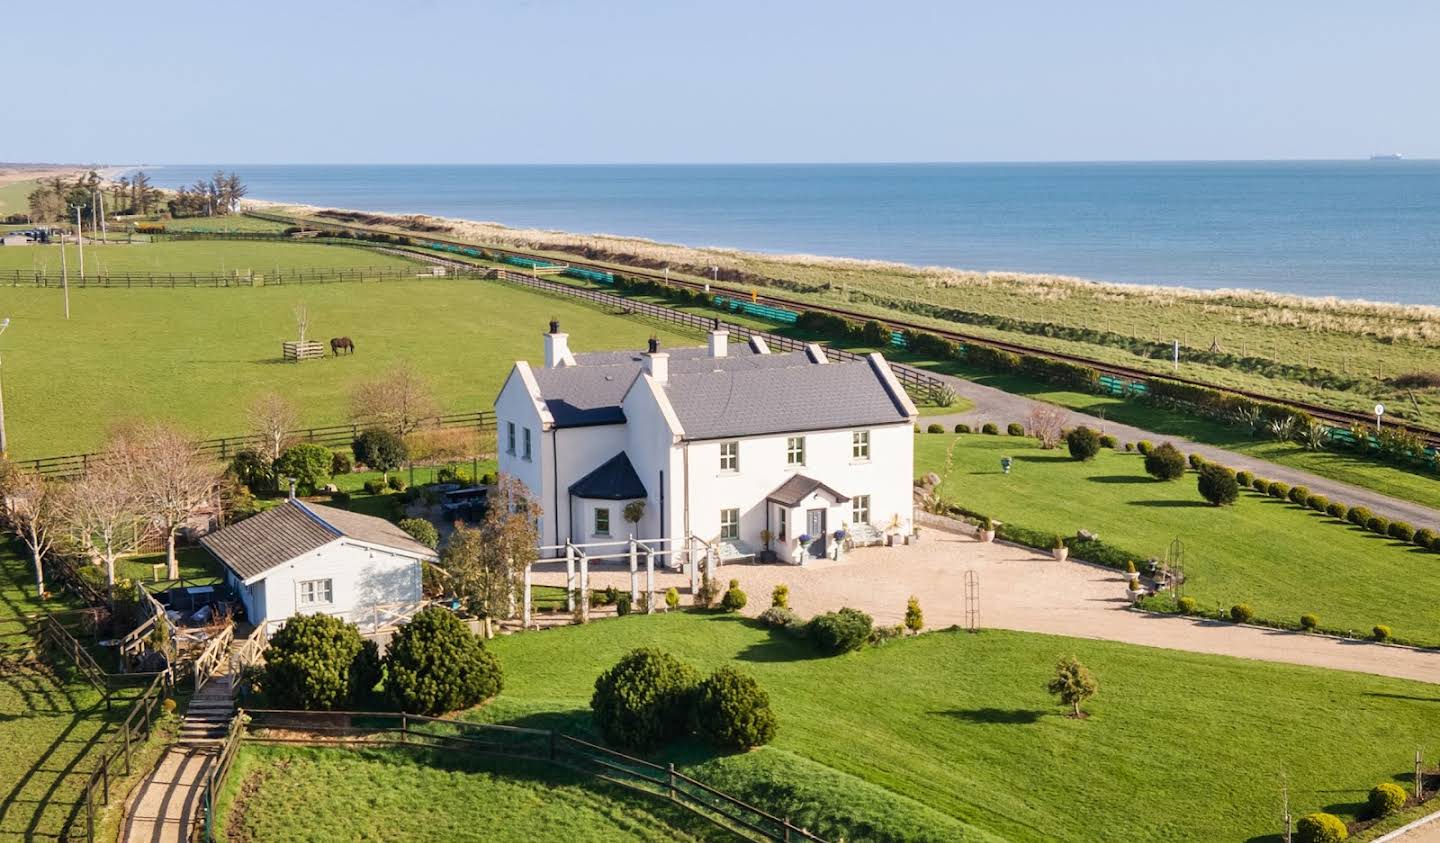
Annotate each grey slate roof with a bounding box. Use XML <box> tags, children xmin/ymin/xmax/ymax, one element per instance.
<box><xmin>569</xmin><ymin>452</ymin><xmax>647</xmax><ymax>500</ymax></box>
<box><xmin>766</xmin><ymin>474</ymin><xmax>851</xmax><ymax>506</ymax></box>
<box><xmin>200</xmin><ymin>499</ymin><xmax>435</xmax><ymax>581</ymax></box>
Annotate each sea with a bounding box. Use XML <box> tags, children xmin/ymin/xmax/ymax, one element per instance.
<box><xmin>141</xmin><ymin>162</ymin><xmax>1440</xmax><ymax>305</ymax></box>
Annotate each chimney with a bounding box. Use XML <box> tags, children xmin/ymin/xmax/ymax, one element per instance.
<box><xmin>543</xmin><ymin>319</ymin><xmax>573</xmax><ymax>368</ymax></box>
<box><xmin>643</xmin><ymin>337</ymin><xmax>668</xmax><ymax>384</ymax></box>
<box><xmin>708</xmin><ymin>328</ymin><xmax>729</xmax><ymax>358</ymax></box>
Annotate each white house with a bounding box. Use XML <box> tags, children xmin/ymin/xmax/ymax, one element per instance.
<box><xmin>494</xmin><ymin>321</ymin><xmax>917</xmax><ymax>564</ymax></box>
<box><xmin>200</xmin><ymin>499</ymin><xmax>435</xmax><ymax>631</ymax></box>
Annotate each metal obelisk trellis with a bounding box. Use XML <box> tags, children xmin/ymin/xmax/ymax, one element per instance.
<box><xmin>1166</xmin><ymin>538</ymin><xmax>1186</xmax><ymax>600</ymax></box>
<box><xmin>964</xmin><ymin>570</ymin><xmax>979</xmax><ymax>632</ymax></box>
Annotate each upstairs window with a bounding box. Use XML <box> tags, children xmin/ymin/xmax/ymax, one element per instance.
<box><xmin>852</xmin><ymin>430</ymin><xmax>871</xmax><ymax>460</ymax></box>
<box><xmin>506</xmin><ymin>422</ymin><xmax>516</xmax><ymax>455</ymax></box>
<box><xmin>786</xmin><ymin>436</ymin><xmax>806</xmax><ymax>466</ymax></box>
<box><xmin>719</xmin><ymin>441</ymin><xmax>739</xmax><ymax>472</ymax></box>
<box><xmin>522</xmin><ymin>427</ymin><xmax>533</xmax><ymax>461</ymax></box>
<box><xmin>720</xmin><ymin>508</ymin><xmax>740</xmax><ymax>541</ymax></box>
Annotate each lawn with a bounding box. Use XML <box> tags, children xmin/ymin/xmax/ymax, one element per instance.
<box><xmin>215</xmin><ymin>744</ymin><xmax>728</xmax><ymax>842</ymax></box>
<box><xmin>0</xmin><ymin>239</ymin><xmax>419</xmax><ymax>276</ymax></box>
<box><xmin>0</xmin><ymin>279</ymin><xmax>698</xmax><ymax>457</ymax></box>
<box><xmin>0</xmin><ymin>178</ymin><xmax>40</xmax><ymax>217</ymax></box>
<box><xmin>917</xmin><ymin>432</ymin><xmax>1440</xmax><ymax>642</ymax></box>
<box><xmin>473</xmin><ymin>611</ymin><xmax>1440</xmax><ymax>843</ymax></box>
<box><xmin>160</xmin><ymin>215</ymin><xmax>292</xmax><ymax>233</ymax></box>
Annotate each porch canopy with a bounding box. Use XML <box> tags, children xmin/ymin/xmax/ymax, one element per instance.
<box><xmin>569</xmin><ymin>452</ymin><xmax>647</xmax><ymax>500</ymax></box>
<box><xmin>765</xmin><ymin>474</ymin><xmax>850</xmax><ymax>507</ymax></box>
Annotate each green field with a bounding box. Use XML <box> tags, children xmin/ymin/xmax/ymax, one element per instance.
<box><xmin>473</xmin><ymin>611</ymin><xmax>1440</xmax><ymax>843</ymax></box>
<box><xmin>159</xmin><ymin>214</ymin><xmax>292</xmax><ymax>233</ymax></box>
<box><xmin>0</xmin><ymin>279</ymin><xmax>697</xmax><ymax>457</ymax></box>
<box><xmin>0</xmin><ymin>239</ymin><xmax>418</xmax><ymax>276</ymax></box>
<box><xmin>917</xmin><ymin>433</ymin><xmax>1440</xmax><ymax>642</ymax></box>
<box><xmin>0</xmin><ymin>179</ymin><xmax>39</xmax><ymax>217</ymax></box>
<box><xmin>216</xmin><ymin>745</ymin><xmax>727</xmax><ymax>842</ymax></box>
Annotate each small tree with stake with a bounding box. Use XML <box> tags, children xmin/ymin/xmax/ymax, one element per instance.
<box><xmin>1047</xmin><ymin>655</ymin><xmax>1098</xmax><ymax>718</ymax></box>
<box><xmin>352</xmin><ymin>428</ymin><xmax>408</xmax><ymax>482</ymax></box>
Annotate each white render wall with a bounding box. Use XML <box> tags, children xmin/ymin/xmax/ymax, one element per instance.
<box><xmin>494</xmin><ymin>370</ymin><xmax>552</xmax><ymax>542</ymax></box>
<box><xmin>253</xmin><ymin>539</ymin><xmax>423</xmax><ymax>626</ymax></box>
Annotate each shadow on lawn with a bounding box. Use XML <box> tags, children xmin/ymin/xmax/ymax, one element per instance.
<box><xmin>1129</xmin><ymin>500</ymin><xmax>1210</xmax><ymax>508</ymax></box>
<box><xmin>936</xmin><ymin>708</ymin><xmax>1045</xmax><ymax>725</ymax></box>
<box><xmin>1363</xmin><ymin>691</ymin><xmax>1440</xmax><ymax>704</ymax></box>
<box><xmin>1085</xmin><ymin>475</ymin><xmax>1152</xmax><ymax>484</ymax></box>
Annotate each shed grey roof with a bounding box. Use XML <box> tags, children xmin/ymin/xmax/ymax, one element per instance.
<box><xmin>569</xmin><ymin>452</ymin><xmax>647</xmax><ymax>500</ymax></box>
<box><xmin>200</xmin><ymin>499</ymin><xmax>435</xmax><ymax>581</ymax></box>
<box><xmin>766</xmin><ymin>474</ymin><xmax>850</xmax><ymax>506</ymax></box>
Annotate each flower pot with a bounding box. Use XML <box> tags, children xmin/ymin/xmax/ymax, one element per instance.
<box><xmin>1125</xmin><ymin>572</ymin><xmax>1139</xmax><ymax>584</ymax></box>
<box><xmin>979</xmin><ymin>529</ymin><xmax>996</xmax><ymax>543</ymax></box>
<box><xmin>1052</xmin><ymin>547</ymin><xmax>1069</xmax><ymax>562</ymax></box>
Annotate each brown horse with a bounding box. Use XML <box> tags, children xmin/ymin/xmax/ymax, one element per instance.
<box><xmin>330</xmin><ymin>337</ymin><xmax>355</xmax><ymax>356</ymax></box>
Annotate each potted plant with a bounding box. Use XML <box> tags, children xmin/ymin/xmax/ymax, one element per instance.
<box><xmin>831</xmin><ymin>528</ymin><xmax>848</xmax><ymax>560</ymax></box>
<box><xmin>978</xmin><ymin>516</ymin><xmax>996</xmax><ymax>543</ymax></box>
<box><xmin>759</xmin><ymin>529</ymin><xmax>776</xmax><ymax>563</ymax></box>
<box><xmin>797</xmin><ymin>533</ymin><xmax>812</xmax><ymax>564</ymax></box>
<box><xmin>911</xmin><ymin>526</ymin><xmax>922</xmax><ymax>544</ymax></box>
<box><xmin>1051</xmin><ymin>534</ymin><xmax>1069</xmax><ymax>562</ymax></box>
<box><xmin>1127</xmin><ymin>578</ymin><xmax>1144</xmax><ymax>602</ymax></box>
<box><xmin>1124</xmin><ymin>560</ymin><xmax>1139</xmax><ymax>585</ymax></box>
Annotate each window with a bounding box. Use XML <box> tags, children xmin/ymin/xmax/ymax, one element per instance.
<box><xmin>299</xmin><ymin>578</ymin><xmax>333</xmax><ymax>606</ymax></box>
<box><xmin>594</xmin><ymin>507</ymin><xmax>611</xmax><ymax>536</ymax></box>
<box><xmin>522</xmin><ymin>427</ymin><xmax>533</xmax><ymax>461</ymax></box>
<box><xmin>719</xmin><ymin>441</ymin><xmax>739</xmax><ymax>472</ymax></box>
<box><xmin>506</xmin><ymin>422</ymin><xmax>516</xmax><ymax>455</ymax></box>
<box><xmin>719</xmin><ymin>508</ymin><xmax>740</xmax><ymax>541</ymax></box>
<box><xmin>786</xmin><ymin>436</ymin><xmax>806</xmax><ymax>466</ymax></box>
<box><xmin>852</xmin><ymin>430</ymin><xmax>871</xmax><ymax>460</ymax></box>
<box><xmin>852</xmin><ymin>495</ymin><xmax>871</xmax><ymax>525</ymax></box>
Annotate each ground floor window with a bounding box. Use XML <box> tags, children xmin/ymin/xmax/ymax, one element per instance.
<box><xmin>299</xmin><ymin>578</ymin><xmax>333</xmax><ymax>606</ymax></box>
<box><xmin>852</xmin><ymin>495</ymin><xmax>871</xmax><ymax>525</ymax></box>
<box><xmin>720</xmin><ymin>508</ymin><xmax>740</xmax><ymax>541</ymax></box>
<box><xmin>594</xmin><ymin>507</ymin><xmax>611</xmax><ymax>536</ymax></box>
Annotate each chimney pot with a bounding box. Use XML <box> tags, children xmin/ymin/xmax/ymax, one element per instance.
<box><xmin>647</xmin><ymin>337</ymin><xmax>659</xmax><ymax>354</ymax></box>
<box><xmin>548</xmin><ymin>319</ymin><xmax>560</xmax><ymax>334</ymax></box>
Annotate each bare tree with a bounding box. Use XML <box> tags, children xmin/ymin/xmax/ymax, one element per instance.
<box><xmin>1</xmin><ymin>469</ymin><xmax>59</xmax><ymax>597</ymax></box>
<box><xmin>1025</xmin><ymin>405</ymin><xmax>1068</xmax><ymax>450</ymax></box>
<box><xmin>349</xmin><ymin>364</ymin><xmax>439</xmax><ymax>436</ymax></box>
<box><xmin>440</xmin><ymin>474</ymin><xmax>540</xmax><ymax>627</ymax></box>
<box><xmin>293</xmin><ymin>301</ymin><xmax>310</xmax><ymax>344</ymax></box>
<box><xmin>131</xmin><ymin>423</ymin><xmax>223</xmax><ymax>579</ymax></box>
<box><xmin>56</xmin><ymin>443</ymin><xmax>152</xmax><ymax>587</ymax></box>
<box><xmin>247</xmin><ymin>392</ymin><xmax>299</xmax><ymax>462</ymax></box>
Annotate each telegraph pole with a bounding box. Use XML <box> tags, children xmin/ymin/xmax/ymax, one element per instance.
<box><xmin>74</xmin><ymin>206</ymin><xmax>85</xmax><ymax>279</ymax></box>
<box><xmin>59</xmin><ymin>235</ymin><xmax>70</xmax><ymax>319</ymax></box>
<box><xmin>0</xmin><ymin>319</ymin><xmax>11</xmax><ymax>458</ymax></box>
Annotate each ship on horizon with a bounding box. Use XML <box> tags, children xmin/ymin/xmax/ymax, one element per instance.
<box><xmin>1369</xmin><ymin>152</ymin><xmax>1403</xmax><ymax>160</ymax></box>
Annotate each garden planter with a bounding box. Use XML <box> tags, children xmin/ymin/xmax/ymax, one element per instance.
<box><xmin>1052</xmin><ymin>547</ymin><xmax>1070</xmax><ymax>562</ymax></box>
<box><xmin>1125</xmin><ymin>572</ymin><xmax>1139</xmax><ymax>585</ymax></box>
<box><xmin>979</xmin><ymin>530</ymin><xmax>996</xmax><ymax>543</ymax></box>
<box><xmin>759</xmin><ymin>550</ymin><xmax>777</xmax><ymax>563</ymax></box>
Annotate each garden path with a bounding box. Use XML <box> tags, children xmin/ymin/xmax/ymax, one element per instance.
<box><xmin>531</xmin><ymin>527</ymin><xmax>1440</xmax><ymax>685</ymax></box>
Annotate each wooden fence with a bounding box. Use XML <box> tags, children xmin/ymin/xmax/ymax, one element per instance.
<box><xmin>188</xmin><ymin>709</ymin><xmax>826</xmax><ymax>843</ymax></box>
<box><xmin>72</xmin><ymin>671</ymin><xmax>173</xmax><ymax>843</ymax></box>
<box><xmin>0</xmin><ymin>264</ymin><xmax>484</xmax><ymax>289</ymax></box>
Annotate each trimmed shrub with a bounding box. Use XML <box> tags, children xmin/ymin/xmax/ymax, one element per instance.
<box><xmin>1295</xmin><ymin>812</ymin><xmax>1348</xmax><ymax>843</ymax></box>
<box><xmin>352</xmin><ymin>428</ymin><xmax>408</xmax><ymax>475</ymax></box>
<box><xmin>1389</xmin><ymin>521</ymin><xmax>1416</xmax><ymax>543</ymax></box>
<box><xmin>329</xmin><ymin>490</ymin><xmax>351</xmax><ymax>506</ymax></box>
<box><xmin>274</xmin><ymin>443</ymin><xmax>332</xmax><ymax>494</ymax></box>
<box><xmin>1230</xmin><ymin>603</ymin><xmax>1254</xmax><ymax>624</ymax></box>
<box><xmin>1369</xmin><ymin>782</ymin><xmax>1407</xmax><ymax>818</ymax></box>
<box><xmin>1306</xmin><ymin>494</ymin><xmax>1328</xmax><ymax>512</ymax></box>
<box><xmin>1348</xmin><ymin>506</ymin><xmax>1373</xmax><ymax>527</ymax></box>
<box><xmin>1268</xmin><ymin>481</ymin><xmax>1290</xmax><ymax>500</ymax></box>
<box><xmin>770</xmin><ymin>584</ymin><xmax>790</xmax><ymax>609</ymax></box>
<box><xmin>1188</xmin><ymin>453</ymin><xmax>1206</xmax><ymax>470</ymax></box>
<box><xmin>385</xmin><ymin>606</ymin><xmax>503</xmax><ymax>715</ymax></box>
<box><xmin>665</xmin><ymin>587</ymin><xmax>680</xmax><ymax>610</ymax></box>
<box><xmin>363</xmin><ymin>478</ymin><xmax>386</xmax><ymax>495</ymax></box>
<box><xmin>1136</xmin><ymin>440</ymin><xmax>1154</xmax><ymax>455</ymax></box>
<box><xmin>1326</xmin><ymin>502</ymin><xmax>1349</xmax><ymax>520</ymax></box>
<box><xmin>1414</xmin><ymin>528</ymin><xmax>1438</xmax><ymax>549</ymax></box>
<box><xmin>690</xmin><ymin>667</ymin><xmax>778</xmax><ymax>751</ymax></box>
<box><xmin>1197</xmin><ymin>463</ymin><xmax>1239</xmax><ymax>506</ymax></box>
<box><xmin>1144</xmin><ymin>443</ymin><xmax>1187</xmax><ymax>481</ymax></box>
<box><xmin>807</xmin><ymin>608</ymin><xmax>874</xmax><ymax>654</ymax></box>
<box><xmin>904</xmin><ymin>597</ymin><xmax>924</xmax><ymax>633</ymax></box>
<box><xmin>590</xmin><ymin>648</ymin><xmax>700</xmax><ymax>751</ymax></box>
<box><xmin>330</xmin><ymin>449</ymin><xmax>354</xmax><ymax>476</ymax></box>
<box><xmin>981</xmin><ymin>422</ymin><xmax>999</xmax><ymax>435</ymax></box>
<box><xmin>757</xmin><ymin>606</ymin><xmax>799</xmax><ymax>629</ymax></box>
<box><xmin>1177</xmin><ymin>596</ymin><xmax>1197</xmax><ymax>614</ymax></box>
<box><xmin>1367</xmin><ymin>516</ymin><xmax>1390</xmax><ymax>536</ymax></box>
<box><xmin>953</xmin><ymin>423</ymin><xmax>971</xmax><ymax>434</ymax></box>
<box><xmin>1373</xmin><ymin>624</ymin><xmax>1393</xmax><ymax>642</ymax></box>
<box><xmin>721</xmin><ymin>581</ymin><xmax>748</xmax><ymax>612</ymax></box>
<box><xmin>398</xmin><ymin>518</ymin><xmax>439</xmax><ymax>549</ymax></box>
<box><xmin>926</xmin><ymin>423</ymin><xmax>945</xmax><ymax>434</ymax></box>
<box><xmin>1252</xmin><ymin>476</ymin><xmax>1270</xmax><ymax>493</ymax></box>
<box><xmin>1007</xmin><ymin>422</ymin><xmax>1025</xmax><ymax>436</ymax></box>
<box><xmin>1288</xmin><ymin>485</ymin><xmax>1310</xmax><ymax>505</ymax></box>
<box><xmin>262</xmin><ymin>614</ymin><xmax>376</xmax><ymax>711</ymax></box>
<box><xmin>1235</xmin><ymin>470</ymin><xmax>1252</xmax><ymax>488</ymax></box>
<box><xmin>1066</xmin><ymin>427</ymin><xmax>1102</xmax><ymax>461</ymax></box>
<box><xmin>1123</xmin><ymin>442</ymin><xmax>1135</xmax><ymax>452</ymax></box>
<box><xmin>1099</xmin><ymin>434</ymin><xmax>1118</xmax><ymax>449</ymax></box>
<box><xmin>387</xmin><ymin>474</ymin><xmax>408</xmax><ymax>492</ymax></box>
<box><xmin>1300</xmin><ymin>613</ymin><xmax>1319</xmax><ymax>631</ymax></box>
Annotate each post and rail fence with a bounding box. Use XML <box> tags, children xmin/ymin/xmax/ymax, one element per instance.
<box><xmin>0</xmin><ymin>264</ymin><xmax>484</xmax><ymax>289</ymax></box>
<box><xmin>189</xmin><ymin>709</ymin><xmax>826</xmax><ymax>843</ymax></box>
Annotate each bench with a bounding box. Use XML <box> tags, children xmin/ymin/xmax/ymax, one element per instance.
<box><xmin>848</xmin><ymin>523</ymin><xmax>885</xmax><ymax>548</ymax></box>
<box><xmin>715</xmin><ymin>540</ymin><xmax>756</xmax><ymax>564</ymax></box>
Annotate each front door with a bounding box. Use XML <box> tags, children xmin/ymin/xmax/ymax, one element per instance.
<box><xmin>806</xmin><ymin>508</ymin><xmax>827</xmax><ymax>558</ymax></box>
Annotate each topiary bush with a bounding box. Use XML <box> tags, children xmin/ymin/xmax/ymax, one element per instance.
<box><xmin>1066</xmin><ymin>427</ymin><xmax>1102</xmax><ymax>461</ymax></box>
<box><xmin>1373</xmin><ymin>624</ymin><xmax>1393</xmax><ymax>642</ymax></box>
<box><xmin>1296</xmin><ymin>812</ymin><xmax>1348</xmax><ymax>843</ymax></box>
<box><xmin>926</xmin><ymin>423</ymin><xmax>944</xmax><ymax>434</ymax></box>
<box><xmin>1136</xmin><ymin>440</ymin><xmax>1154</xmax><ymax>456</ymax></box>
<box><xmin>1235</xmin><ymin>470</ymin><xmax>1252</xmax><ymax>488</ymax></box>
<box><xmin>1123</xmin><ymin>442</ymin><xmax>1135</xmax><ymax>452</ymax></box>
<box><xmin>807</xmin><ymin>608</ymin><xmax>874</xmax><ymax>655</ymax></box>
<box><xmin>1326</xmin><ymin>502</ymin><xmax>1350</xmax><ymax>521</ymax></box>
<box><xmin>1347</xmin><ymin>506</ymin><xmax>1373</xmax><ymax>527</ymax></box>
<box><xmin>1268</xmin><ymin>481</ymin><xmax>1290</xmax><ymax>500</ymax></box>
<box><xmin>261</xmin><ymin>613</ymin><xmax>376</xmax><ymax>711</ymax></box>
<box><xmin>981</xmin><ymin>422</ymin><xmax>999</xmax><ymax>435</ymax></box>
<box><xmin>771</xmin><ymin>584</ymin><xmax>789</xmax><ymax>608</ymax></box>
<box><xmin>1288</xmin><ymin>485</ymin><xmax>1310</xmax><ymax>505</ymax></box>
<box><xmin>953</xmin><ymin>423</ymin><xmax>971</xmax><ymax>434</ymax></box>
<box><xmin>1252</xmin><ymin>476</ymin><xmax>1271</xmax><ymax>493</ymax></box>
<box><xmin>590</xmin><ymin>648</ymin><xmax>700</xmax><ymax>751</ymax></box>
<box><xmin>1188</xmin><ymin>453</ymin><xmax>1206</xmax><ymax>470</ymax></box>
<box><xmin>690</xmin><ymin>667</ymin><xmax>778</xmax><ymax>751</ymax></box>
<box><xmin>363</xmin><ymin>478</ymin><xmax>386</xmax><ymax>495</ymax></box>
<box><xmin>1389</xmin><ymin>521</ymin><xmax>1416</xmax><ymax>543</ymax></box>
<box><xmin>1007</xmin><ymin>422</ymin><xmax>1025</xmax><ymax>436</ymax></box>
<box><xmin>1367</xmin><ymin>516</ymin><xmax>1390</xmax><ymax>536</ymax></box>
<box><xmin>665</xmin><ymin>587</ymin><xmax>680</xmax><ymax>610</ymax></box>
<box><xmin>1300</xmin><ymin>613</ymin><xmax>1319</xmax><ymax>632</ymax></box>
<box><xmin>1144</xmin><ymin>443</ymin><xmax>1187</xmax><ymax>481</ymax></box>
<box><xmin>1196</xmin><ymin>463</ymin><xmax>1239</xmax><ymax>506</ymax></box>
<box><xmin>721</xmin><ymin>580</ymin><xmax>748</xmax><ymax>612</ymax></box>
<box><xmin>1099</xmin><ymin>434</ymin><xmax>1118</xmax><ymax>449</ymax></box>
<box><xmin>1230</xmin><ymin>603</ymin><xmax>1254</xmax><ymax>624</ymax></box>
<box><xmin>330</xmin><ymin>449</ymin><xmax>354</xmax><ymax>476</ymax></box>
<box><xmin>385</xmin><ymin>606</ymin><xmax>503</xmax><ymax>716</ymax></box>
<box><xmin>1415</xmin><ymin>528</ymin><xmax>1438</xmax><ymax>549</ymax></box>
<box><xmin>387</xmin><ymin>474</ymin><xmax>408</xmax><ymax>492</ymax></box>
<box><xmin>1368</xmin><ymin>782</ymin><xmax>1407</xmax><ymax>818</ymax></box>
<box><xmin>274</xmin><ymin>443</ymin><xmax>333</xmax><ymax>494</ymax></box>
<box><xmin>757</xmin><ymin>606</ymin><xmax>800</xmax><ymax>629</ymax></box>
<box><xmin>1177</xmin><ymin>596</ymin><xmax>1197</xmax><ymax>614</ymax></box>
<box><xmin>1306</xmin><ymin>494</ymin><xmax>1328</xmax><ymax>512</ymax></box>
<box><xmin>397</xmin><ymin>517</ymin><xmax>439</xmax><ymax>549</ymax></box>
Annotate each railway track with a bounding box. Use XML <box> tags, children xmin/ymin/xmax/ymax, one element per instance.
<box><xmin>248</xmin><ymin>209</ymin><xmax>1440</xmax><ymax>445</ymax></box>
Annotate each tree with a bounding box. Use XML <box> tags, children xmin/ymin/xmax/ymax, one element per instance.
<box><xmin>1143</xmin><ymin>442</ymin><xmax>1187</xmax><ymax>481</ymax></box>
<box><xmin>384</xmin><ymin>606</ymin><xmax>503</xmax><ymax>715</ymax></box>
<box><xmin>55</xmin><ymin>436</ymin><xmax>152</xmax><ymax>587</ymax></box>
<box><xmin>1025</xmin><ymin>404</ymin><xmax>1067</xmax><ymax>450</ymax></box>
<box><xmin>591</xmin><ymin>648</ymin><xmax>700</xmax><ymax>751</ymax></box>
<box><xmin>247</xmin><ymin>392</ymin><xmax>298</xmax><ymax>462</ymax></box>
<box><xmin>261</xmin><ymin>613</ymin><xmax>377</xmax><ymax>710</ymax></box>
<box><xmin>292</xmin><ymin>301</ymin><xmax>310</xmax><ymax>344</ymax></box>
<box><xmin>1</xmin><ymin>469</ymin><xmax>59</xmax><ymax>597</ymax></box>
<box><xmin>1196</xmin><ymin>463</ymin><xmax>1240</xmax><ymax>506</ymax></box>
<box><xmin>1047</xmin><ymin>655</ymin><xmax>1098</xmax><ymax>717</ymax></box>
<box><xmin>690</xmin><ymin>667</ymin><xmax>777</xmax><ymax>751</ymax></box>
<box><xmin>349</xmin><ymin>365</ymin><xmax>438</xmax><ymax>436</ymax></box>
<box><xmin>352</xmin><ymin>429</ymin><xmax>408</xmax><ymax>480</ymax></box>
<box><xmin>131</xmin><ymin>423</ymin><xmax>222</xmax><ymax>579</ymax></box>
<box><xmin>904</xmin><ymin>596</ymin><xmax>924</xmax><ymax>634</ymax></box>
<box><xmin>1065</xmin><ymin>426</ymin><xmax>1101</xmax><ymax>461</ymax></box>
<box><xmin>273</xmin><ymin>443</ymin><xmax>332</xmax><ymax>495</ymax></box>
<box><xmin>440</xmin><ymin>474</ymin><xmax>540</xmax><ymax>624</ymax></box>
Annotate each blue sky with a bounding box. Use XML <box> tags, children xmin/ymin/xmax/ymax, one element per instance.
<box><xmin>2</xmin><ymin>0</ymin><xmax>1434</xmax><ymax>164</ymax></box>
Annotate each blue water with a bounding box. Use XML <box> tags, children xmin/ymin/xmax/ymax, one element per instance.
<box><xmin>143</xmin><ymin>162</ymin><xmax>1440</xmax><ymax>304</ymax></box>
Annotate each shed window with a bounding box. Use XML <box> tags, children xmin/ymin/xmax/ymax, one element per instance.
<box><xmin>299</xmin><ymin>578</ymin><xmax>333</xmax><ymax>606</ymax></box>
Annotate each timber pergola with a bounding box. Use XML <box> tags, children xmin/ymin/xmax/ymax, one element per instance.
<box><xmin>524</xmin><ymin>535</ymin><xmax>722</xmax><ymax>627</ymax></box>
